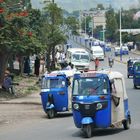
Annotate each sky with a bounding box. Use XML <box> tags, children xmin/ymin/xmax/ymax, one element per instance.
<box><xmin>31</xmin><ymin>0</ymin><xmax>140</xmax><ymax>12</ymax></box>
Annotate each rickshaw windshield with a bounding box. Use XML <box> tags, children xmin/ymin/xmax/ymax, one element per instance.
<box><xmin>73</xmin><ymin>77</ymin><xmax>108</xmax><ymax>96</ymax></box>
<box><xmin>41</xmin><ymin>77</ymin><xmax>65</xmax><ymax>89</ymax></box>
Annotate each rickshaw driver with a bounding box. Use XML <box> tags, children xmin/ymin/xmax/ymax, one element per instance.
<box><xmin>81</xmin><ymin>77</ymin><xmax>108</xmax><ymax>96</ymax></box>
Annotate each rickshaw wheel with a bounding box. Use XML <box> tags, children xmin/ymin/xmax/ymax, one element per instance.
<box><xmin>47</xmin><ymin>109</ymin><xmax>56</xmax><ymax>119</ymax></box>
<box><xmin>123</xmin><ymin>119</ymin><xmax>130</xmax><ymax>130</ymax></box>
<box><xmin>83</xmin><ymin>124</ymin><xmax>92</xmax><ymax>138</ymax></box>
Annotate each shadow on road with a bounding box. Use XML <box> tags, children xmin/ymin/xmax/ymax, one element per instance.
<box><xmin>72</xmin><ymin>128</ymin><xmax>126</xmax><ymax>138</ymax></box>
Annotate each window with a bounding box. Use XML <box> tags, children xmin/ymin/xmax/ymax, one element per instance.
<box><xmin>41</xmin><ymin>78</ymin><xmax>65</xmax><ymax>89</ymax></box>
<box><xmin>73</xmin><ymin>77</ymin><xmax>108</xmax><ymax>96</ymax></box>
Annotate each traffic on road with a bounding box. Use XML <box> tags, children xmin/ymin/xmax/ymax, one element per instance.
<box><xmin>1</xmin><ymin>1</ymin><xmax>140</xmax><ymax>140</ymax></box>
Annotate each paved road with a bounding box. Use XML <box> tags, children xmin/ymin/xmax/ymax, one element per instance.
<box><xmin>0</xmin><ymin>38</ymin><xmax>140</xmax><ymax>139</ymax></box>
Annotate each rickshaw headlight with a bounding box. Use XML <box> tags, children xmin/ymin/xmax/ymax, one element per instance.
<box><xmin>96</xmin><ymin>103</ymin><xmax>102</xmax><ymax>110</ymax></box>
<box><xmin>73</xmin><ymin>103</ymin><xmax>79</xmax><ymax>110</ymax></box>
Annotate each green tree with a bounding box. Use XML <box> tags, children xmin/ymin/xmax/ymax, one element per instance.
<box><xmin>0</xmin><ymin>1</ymin><xmax>43</xmax><ymax>82</ymax></box>
<box><xmin>97</xmin><ymin>4</ymin><xmax>105</xmax><ymax>10</ymax></box>
<box><xmin>105</xmin><ymin>8</ymin><xmax>118</xmax><ymax>42</ymax></box>
<box><xmin>81</xmin><ymin>16</ymin><xmax>91</xmax><ymax>35</ymax></box>
<box><xmin>41</xmin><ymin>3</ymin><xmax>67</xmax><ymax>71</ymax></box>
<box><xmin>65</xmin><ymin>16</ymin><xmax>79</xmax><ymax>35</ymax></box>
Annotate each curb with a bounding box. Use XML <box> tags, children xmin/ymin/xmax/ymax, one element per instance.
<box><xmin>114</xmin><ymin>59</ymin><xmax>127</xmax><ymax>64</ymax></box>
<box><xmin>0</xmin><ymin>101</ymin><xmax>41</xmax><ymax>105</ymax></box>
<box><xmin>131</xmin><ymin>51</ymin><xmax>140</xmax><ymax>55</ymax></box>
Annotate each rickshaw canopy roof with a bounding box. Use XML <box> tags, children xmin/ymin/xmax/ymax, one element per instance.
<box><xmin>44</xmin><ymin>69</ymin><xmax>78</xmax><ymax>78</ymax></box>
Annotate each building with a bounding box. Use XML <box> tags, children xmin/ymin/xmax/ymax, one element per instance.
<box><xmin>80</xmin><ymin>10</ymin><xmax>106</xmax><ymax>29</ymax></box>
<box><xmin>93</xmin><ymin>10</ymin><xmax>106</xmax><ymax>29</ymax></box>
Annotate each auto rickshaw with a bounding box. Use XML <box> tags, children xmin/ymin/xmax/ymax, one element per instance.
<box><xmin>127</xmin><ymin>58</ymin><xmax>138</xmax><ymax>78</ymax></box>
<box><xmin>40</xmin><ymin>69</ymin><xmax>76</xmax><ymax>118</ymax></box>
<box><xmin>72</xmin><ymin>70</ymin><xmax>131</xmax><ymax>138</ymax></box>
<box><xmin>133</xmin><ymin>60</ymin><xmax>140</xmax><ymax>89</ymax></box>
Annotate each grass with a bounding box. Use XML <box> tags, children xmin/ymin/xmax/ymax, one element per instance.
<box><xmin>0</xmin><ymin>76</ymin><xmax>40</xmax><ymax>100</ymax></box>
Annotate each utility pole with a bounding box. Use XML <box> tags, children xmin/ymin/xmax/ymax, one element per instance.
<box><xmin>91</xmin><ymin>17</ymin><xmax>93</xmax><ymax>37</ymax></box>
<box><xmin>120</xmin><ymin>8</ymin><xmax>122</xmax><ymax>61</ymax></box>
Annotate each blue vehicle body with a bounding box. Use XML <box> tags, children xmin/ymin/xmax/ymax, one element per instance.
<box><xmin>122</xmin><ymin>46</ymin><xmax>129</xmax><ymax>55</ymax></box>
<box><xmin>72</xmin><ymin>71</ymin><xmax>131</xmax><ymax>137</ymax></box>
<box><xmin>105</xmin><ymin>45</ymin><xmax>111</xmax><ymax>52</ymax></box>
<box><xmin>122</xmin><ymin>50</ymin><xmax>129</xmax><ymax>55</ymax></box>
<box><xmin>114</xmin><ymin>47</ymin><xmax>121</xmax><ymax>56</ymax></box>
<box><xmin>133</xmin><ymin>61</ymin><xmax>140</xmax><ymax>88</ymax></box>
<box><xmin>127</xmin><ymin>59</ymin><xmax>137</xmax><ymax>78</ymax></box>
<box><xmin>40</xmin><ymin>70</ymin><xmax>74</xmax><ymax>118</ymax></box>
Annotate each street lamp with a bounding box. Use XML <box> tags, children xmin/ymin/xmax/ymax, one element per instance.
<box><xmin>120</xmin><ymin>8</ymin><xmax>122</xmax><ymax>61</ymax></box>
<box><xmin>84</xmin><ymin>15</ymin><xmax>87</xmax><ymax>35</ymax></box>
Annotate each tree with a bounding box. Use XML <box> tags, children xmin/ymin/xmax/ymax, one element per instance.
<box><xmin>105</xmin><ymin>8</ymin><xmax>118</xmax><ymax>42</ymax></box>
<box><xmin>0</xmin><ymin>1</ymin><xmax>43</xmax><ymax>82</ymax></box>
<box><xmin>81</xmin><ymin>16</ymin><xmax>92</xmax><ymax>35</ymax></box>
<box><xmin>97</xmin><ymin>4</ymin><xmax>105</xmax><ymax>10</ymax></box>
<box><xmin>41</xmin><ymin>3</ymin><xmax>67</xmax><ymax>71</ymax></box>
<box><xmin>65</xmin><ymin>16</ymin><xmax>79</xmax><ymax>35</ymax></box>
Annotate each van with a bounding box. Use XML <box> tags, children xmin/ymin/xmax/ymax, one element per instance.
<box><xmin>114</xmin><ymin>47</ymin><xmax>121</xmax><ymax>56</ymax></box>
<box><xmin>91</xmin><ymin>46</ymin><xmax>104</xmax><ymax>60</ymax></box>
<box><xmin>66</xmin><ymin>48</ymin><xmax>90</xmax><ymax>70</ymax></box>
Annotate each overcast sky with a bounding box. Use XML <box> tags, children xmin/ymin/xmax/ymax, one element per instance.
<box><xmin>31</xmin><ymin>0</ymin><xmax>140</xmax><ymax>12</ymax></box>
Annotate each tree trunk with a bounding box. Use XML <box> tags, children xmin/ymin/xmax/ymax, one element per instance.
<box><xmin>51</xmin><ymin>46</ymin><xmax>56</xmax><ymax>70</ymax></box>
<box><xmin>46</xmin><ymin>47</ymin><xmax>51</xmax><ymax>72</ymax></box>
<box><xmin>0</xmin><ymin>52</ymin><xmax>10</xmax><ymax>84</ymax></box>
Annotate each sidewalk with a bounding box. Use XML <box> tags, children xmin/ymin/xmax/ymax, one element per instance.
<box><xmin>0</xmin><ymin>91</ymin><xmax>41</xmax><ymax>105</ymax></box>
<box><xmin>114</xmin><ymin>49</ymin><xmax>140</xmax><ymax>64</ymax></box>
<box><xmin>0</xmin><ymin>76</ymin><xmax>42</xmax><ymax>105</ymax></box>
<box><xmin>0</xmin><ymin>92</ymin><xmax>41</xmax><ymax>105</ymax></box>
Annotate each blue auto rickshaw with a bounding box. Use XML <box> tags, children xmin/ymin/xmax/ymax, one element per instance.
<box><xmin>40</xmin><ymin>70</ymin><xmax>76</xmax><ymax>118</ymax></box>
<box><xmin>127</xmin><ymin>58</ymin><xmax>137</xmax><ymax>78</ymax></box>
<box><xmin>114</xmin><ymin>47</ymin><xmax>121</xmax><ymax>56</ymax></box>
<box><xmin>72</xmin><ymin>70</ymin><xmax>131</xmax><ymax>138</ymax></box>
<box><xmin>133</xmin><ymin>61</ymin><xmax>140</xmax><ymax>89</ymax></box>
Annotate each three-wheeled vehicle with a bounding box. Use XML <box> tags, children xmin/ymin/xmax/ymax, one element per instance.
<box><xmin>133</xmin><ymin>60</ymin><xmax>140</xmax><ymax>89</ymax></box>
<box><xmin>40</xmin><ymin>69</ymin><xmax>76</xmax><ymax>118</ymax></box>
<box><xmin>127</xmin><ymin>58</ymin><xmax>137</xmax><ymax>78</ymax></box>
<box><xmin>72</xmin><ymin>70</ymin><xmax>131</xmax><ymax>138</ymax></box>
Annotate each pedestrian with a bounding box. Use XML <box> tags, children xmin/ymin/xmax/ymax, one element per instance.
<box><xmin>108</xmin><ymin>55</ymin><xmax>114</xmax><ymax>67</ymax></box>
<box><xmin>24</xmin><ymin>56</ymin><xmax>30</xmax><ymax>76</ymax></box>
<box><xmin>40</xmin><ymin>56</ymin><xmax>45</xmax><ymax>74</ymax></box>
<box><xmin>13</xmin><ymin>57</ymin><xmax>20</xmax><ymax>75</ymax></box>
<box><xmin>34</xmin><ymin>56</ymin><xmax>40</xmax><ymax>77</ymax></box>
<box><xmin>66</xmin><ymin>62</ymin><xmax>72</xmax><ymax>70</ymax></box>
<box><xmin>2</xmin><ymin>70</ymin><xmax>14</xmax><ymax>94</ymax></box>
<box><xmin>94</xmin><ymin>58</ymin><xmax>99</xmax><ymax>71</ymax></box>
